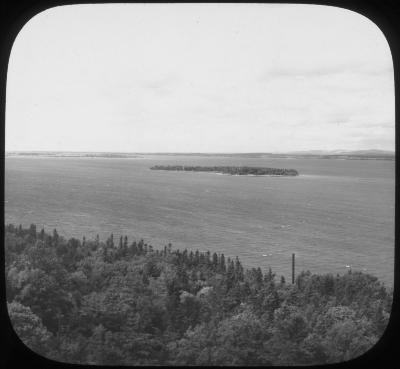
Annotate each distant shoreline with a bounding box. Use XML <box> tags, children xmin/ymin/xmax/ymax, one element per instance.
<box><xmin>4</xmin><ymin>151</ymin><xmax>395</xmax><ymax>161</ymax></box>
<box><xmin>5</xmin><ymin>152</ymin><xmax>144</xmax><ymax>159</ymax></box>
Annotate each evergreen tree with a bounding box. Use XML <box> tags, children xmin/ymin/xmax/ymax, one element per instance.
<box><xmin>212</xmin><ymin>253</ymin><xmax>219</xmax><ymax>269</ymax></box>
<box><xmin>29</xmin><ymin>224</ymin><xmax>37</xmax><ymax>241</ymax></box>
<box><xmin>4</xmin><ymin>224</ymin><xmax>391</xmax><ymax>366</ymax></box>
<box><xmin>106</xmin><ymin>234</ymin><xmax>114</xmax><ymax>249</ymax></box>
<box><xmin>53</xmin><ymin>229</ymin><xmax>59</xmax><ymax>246</ymax></box>
<box><xmin>220</xmin><ymin>254</ymin><xmax>226</xmax><ymax>273</ymax></box>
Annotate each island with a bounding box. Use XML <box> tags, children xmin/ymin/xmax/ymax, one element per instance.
<box><xmin>150</xmin><ymin>165</ymin><xmax>299</xmax><ymax>176</ymax></box>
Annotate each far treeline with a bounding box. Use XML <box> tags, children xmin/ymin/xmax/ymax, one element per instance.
<box><xmin>5</xmin><ymin>224</ymin><xmax>391</xmax><ymax>366</ymax></box>
<box><xmin>150</xmin><ymin>165</ymin><xmax>299</xmax><ymax>176</ymax></box>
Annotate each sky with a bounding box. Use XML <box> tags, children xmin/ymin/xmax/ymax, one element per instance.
<box><xmin>6</xmin><ymin>3</ymin><xmax>395</xmax><ymax>153</ymax></box>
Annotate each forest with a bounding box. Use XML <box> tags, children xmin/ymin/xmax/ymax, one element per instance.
<box><xmin>5</xmin><ymin>224</ymin><xmax>392</xmax><ymax>365</ymax></box>
<box><xmin>150</xmin><ymin>165</ymin><xmax>299</xmax><ymax>176</ymax></box>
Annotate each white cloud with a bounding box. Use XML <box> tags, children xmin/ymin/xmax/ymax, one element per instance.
<box><xmin>6</xmin><ymin>3</ymin><xmax>394</xmax><ymax>152</ymax></box>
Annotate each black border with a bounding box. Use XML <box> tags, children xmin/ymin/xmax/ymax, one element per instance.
<box><xmin>1</xmin><ymin>1</ymin><xmax>399</xmax><ymax>368</ymax></box>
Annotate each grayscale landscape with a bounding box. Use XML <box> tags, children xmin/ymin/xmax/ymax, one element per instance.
<box><xmin>5</xmin><ymin>3</ymin><xmax>395</xmax><ymax>366</ymax></box>
<box><xmin>5</xmin><ymin>151</ymin><xmax>394</xmax><ymax>285</ymax></box>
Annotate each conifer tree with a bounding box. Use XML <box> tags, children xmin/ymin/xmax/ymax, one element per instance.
<box><xmin>53</xmin><ymin>229</ymin><xmax>59</xmax><ymax>246</ymax></box>
<box><xmin>212</xmin><ymin>253</ymin><xmax>219</xmax><ymax>269</ymax></box>
<box><xmin>138</xmin><ymin>239</ymin><xmax>144</xmax><ymax>254</ymax></box>
<box><xmin>106</xmin><ymin>234</ymin><xmax>114</xmax><ymax>249</ymax></box>
<box><xmin>227</xmin><ymin>260</ymin><xmax>236</xmax><ymax>289</ymax></box>
<box><xmin>29</xmin><ymin>224</ymin><xmax>37</xmax><ymax>241</ymax></box>
<box><xmin>220</xmin><ymin>254</ymin><xmax>226</xmax><ymax>272</ymax></box>
<box><xmin>39</xmin><ymin>228</ymin><xmax>45</xmax><ymax>241</ymax></box>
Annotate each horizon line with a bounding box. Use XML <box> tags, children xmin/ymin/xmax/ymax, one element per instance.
<box><xmin>4</xmin><ymin>149</ymin><xmax>395</xmax><ymax>154</ymax></box>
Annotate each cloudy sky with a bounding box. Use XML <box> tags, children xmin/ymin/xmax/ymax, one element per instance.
<box><xmin>6</xmin><ymin>3</ymin><xmax>394</xmax><ymax>153</ymax></box>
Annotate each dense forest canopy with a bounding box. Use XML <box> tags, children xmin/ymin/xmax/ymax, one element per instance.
<box><xmin>150</xmin><ymin>165</ymin><xmax>299</xmax><ymax>176</ymax></box>
<box><xmin>5</xmin><ymin>224</ymin><xmax>392</xmax><ymax>365</ymax></box>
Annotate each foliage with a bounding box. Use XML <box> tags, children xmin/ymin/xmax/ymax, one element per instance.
<box><xmin>5</xmin><ymin>223</ymin><xmax>392</xmax><ymax>365</ymax></box>
<box><xmin>7</xmin><ymin>301</ymin><xmax>52</xmax><ymax>356</ymax></box>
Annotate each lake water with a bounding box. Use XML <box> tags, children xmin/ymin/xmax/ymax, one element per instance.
<box><xmin>4</xmin><ymin>155</ymin><xmax>395</xmax><ymax>286</ymax></box>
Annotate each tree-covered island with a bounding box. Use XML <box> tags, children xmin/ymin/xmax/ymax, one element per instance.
<box><xmin>150</xmin><ymin>165</ymin><xmax>299</xmax><ymax>176</ymax></box>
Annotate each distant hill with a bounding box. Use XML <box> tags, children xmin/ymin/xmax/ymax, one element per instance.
<box><xmin>271</xmin><ymin>149</ymin><xmax>395</xmax><ymax>160</ymax></box>
<box><xmin>286</xmin><ymin>149</ymin><xmax>394</xmax><ymax>156</ymax></box>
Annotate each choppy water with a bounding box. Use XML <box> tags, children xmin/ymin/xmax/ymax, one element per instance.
<box><xmin>4</xmin><ymin>155</ymin><xmax>395</xmax><ymax>286</ymax></box>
